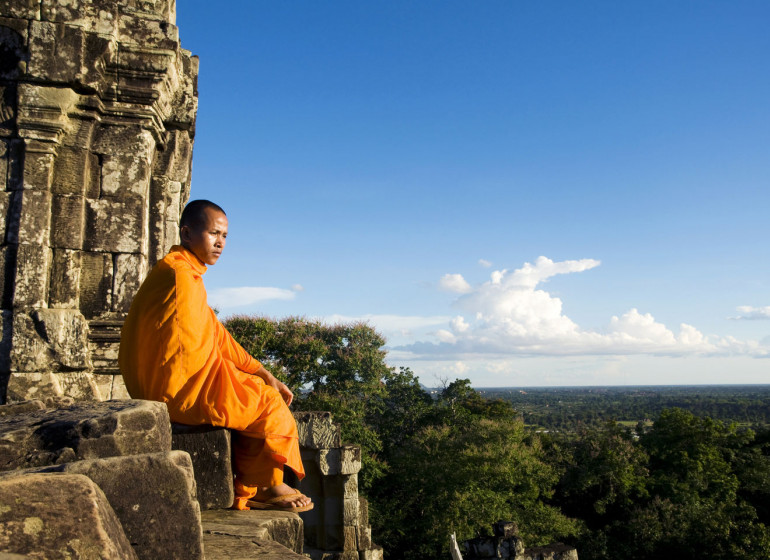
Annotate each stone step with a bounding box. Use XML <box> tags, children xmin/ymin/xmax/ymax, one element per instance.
<box><xmin>201</xmin><ymin>509</ymin><xmax>306</xmax><ymax>559</ymax></box>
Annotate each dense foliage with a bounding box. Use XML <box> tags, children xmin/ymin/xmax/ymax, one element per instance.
<box><xmin>225</xmin><ymin>315</ymin><xmax>770</xmax><ymax>560</ymax></box>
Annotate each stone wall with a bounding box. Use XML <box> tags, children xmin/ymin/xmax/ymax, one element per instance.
<box><xmin>0</xmin><ymin>0</ymin><xmax>197</xmax><ymax>403</ymax></box>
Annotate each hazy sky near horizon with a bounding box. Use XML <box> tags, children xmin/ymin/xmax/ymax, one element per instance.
<box><xmin>176</xmin><ymin>1</ymin><xmax>770</xmax><ymax>387</ymax></box>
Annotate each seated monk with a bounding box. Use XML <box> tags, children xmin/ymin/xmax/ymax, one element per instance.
<box><xmin>119</xmin><ymin>199</ymin><xmax>312</xmax><ymax>512</ymax></box>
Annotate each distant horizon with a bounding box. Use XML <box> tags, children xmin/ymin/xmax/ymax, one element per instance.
<box><xmin>431</xmin><ymin>383</ymin><xmax>770</xmax><ymax>390</ymax></box>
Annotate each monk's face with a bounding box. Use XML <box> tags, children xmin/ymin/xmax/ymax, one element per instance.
<box><xmin>181</xmin><ymin>208</ymin><xmax>228</xmax><ymax>265</ymax></box>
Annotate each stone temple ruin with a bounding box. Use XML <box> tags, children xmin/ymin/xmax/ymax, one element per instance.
<box><xmin>0</xmin><ymin>1</ymin><xmax>383</xmax><ymax>559</ymax></box>
<box><xmin>0</xmin><ymin>0</ymin><xmax>195</xmax><ymax>403</ymax></box>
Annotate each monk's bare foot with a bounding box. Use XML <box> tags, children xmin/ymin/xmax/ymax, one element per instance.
<box><xmin>255</xmin><ymin>483</ymin><xmax>312</xmax><ymax>509</ymax></box>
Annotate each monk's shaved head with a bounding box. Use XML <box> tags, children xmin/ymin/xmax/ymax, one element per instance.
<box><xmin>180</xmin><ymin>200</ymin><xmax>226</xmax><ymax>231</ymax></box>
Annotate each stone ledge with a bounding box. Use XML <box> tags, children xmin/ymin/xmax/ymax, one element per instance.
<box><xmin>201</xmin><ymin>509</ymin><xmax>304</xmax><ymax>556</ymax></box>
<box><xmin>203</xmin><ymin>534</ymin><xmax>307</xmax><ymax>560</ymax></box>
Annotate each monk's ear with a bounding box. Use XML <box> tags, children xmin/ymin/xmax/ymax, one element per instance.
<box><xmin>180</xmin><ymin>225</ymin><xmax>191</xmax><ymax>243</ymax></box>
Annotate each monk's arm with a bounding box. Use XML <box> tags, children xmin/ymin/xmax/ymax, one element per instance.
<box><xmin>215</xmin><ymin>317</ymin><xmax>294</xmax><ymax>405</ymax></box>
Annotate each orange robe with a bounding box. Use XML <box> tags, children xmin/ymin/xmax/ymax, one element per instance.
<box><xmin>119</xmin><ymin>245</ymin><xmax>304</xmax><ymax>485</ymax></box>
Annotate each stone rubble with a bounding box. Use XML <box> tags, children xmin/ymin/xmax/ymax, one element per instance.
<box><xmin>0</xmin><ymin>399</ymin><xmax>382</xmax><ymax>559</ymax></box>
<box><xmin>464</xmin><ymin>521</ymin><xmax>578</xmax><ymax>560</ymax></box>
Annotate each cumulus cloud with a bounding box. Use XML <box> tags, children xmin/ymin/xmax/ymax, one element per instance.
<box><xmin>731</xmin><ymin>306</ymin><xmax>770</xmax><ymax>320</ymax></box>
<box><xmin>208</xmin><ymin>286</ymin><xmax>296</xmax><ymax>309</ymax></box>
<box><xmin>439</xmin><ymin>273</ymin><xmax>472</xmax><ymax>294</ymax></box>
<box><xmin>396</xmin><ymin>256</ymin><xmax>767</xmax><ymax>359</ymax></box>
<box><xmin>478</xmin><ymin>259</ymin><xmax>492</xmax><ymax>268</ymax></box>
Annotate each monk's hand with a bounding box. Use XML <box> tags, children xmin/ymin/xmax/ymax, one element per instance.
<box><xmin>277</xmin><ymin>381</ymin><xmax>294</xmax><ymax>407</ymax></box>
<box><xmin>261</xmin><ymin>368</ymin><xmax>293</xmax><ymax>406</ymax></box>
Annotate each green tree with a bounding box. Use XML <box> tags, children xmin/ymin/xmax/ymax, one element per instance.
<box><xmin>377</xmin><ymin>417</ymin><xmax>580</xmax><ymax>559</ymax></box>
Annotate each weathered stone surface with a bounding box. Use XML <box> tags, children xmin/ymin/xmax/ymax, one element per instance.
<box><xmin>112</xmin><ymin>253</ymin><xmax>147</xmax><ymax>313</ymax></box>
<box><xmin>79</xmin><ymin>251</ymin><xmax>113</xmax><ymax>318</ymax></box>
<box><xmin>0</xmin><ymin>0</ymin><xmax>196</xmax><ymax>386</ymax></box>
<box><xmin>12</xmin><ymin>244</ymin><xmax>51</xmax><ymax>309</ymax></box>
<box><xmin>49</xmin><ymin>249</ymin><xmax>82</xmax><ymax>308</ymax></box>
<box><xmin>9</xmin><ymin>309</ymin><xmax>90</xmax><ymax>373</ymax></box>
<box><xmin>84</xmin><ymin>197</ymin><xmax>147</xmax><ymax>254</ymax></box>
<box><xmin>51</xmin><ymin>194</ymin><xmax>86</xmax><ymax>249</ymax></box>
<box><xmin>0</xmin><ymin>473</ymin><xmax>138</xmax><ymax>559</ymax></box>
<box><xmin>32</xmin><ymin>451</ymin><xmax>203</xmax><ymax>560</ymax></box>
<box><xmin>200</xmin><ymin>509</ymin><xmax>304</xmax><ymax>555</ymax></box>
<box><xmin>0</xmin><ymin>552</ymin><xmax>29</xmax><ymax>559</ymax></box>
<box><xmin>0</xmin><ymin>399</ymin><xmax>171</xmax><ymax>471</ymax></box>
<box><xmin>204</xmin><ymin>535</ymin><xmax>307</xmax><ymax>560</ymax></box>
<box><xmin>295</xmin><ymin>411</ymin><xmax>342</xmax><ymax>449</ymax></box>
<box><xmin>13</xmin><ymin>243</ymin><xmax>52</xmax><ymax>308</ymax></box>
<box><xmin>27</xmin><ymin>21</ymin><xmax>115</xmax><ymax>91</ymax></box>
<box><xmin>171</xmin><ymin>423</ymin><xmax>233</xmax><ymax>510</ymax></box>
<box><xmin>93</xmin><ymin>127</ymin><xmax>155</xmax><ymax>198</ymax></box>
<box><xmin>0</xmin><ymin>400</ymin><xmax>46</xmax><ymax>417</ymax></box>
<box><xmin>316</xmin><ymin>445</ymin><xmax>361</xmax><ymax>476</ymax></box>
<box><xmin>4</xmin><ymin>373</ymin><xmax>63</xmax><ymax>403</ymax></box>
<box><xmin>6</xmin><ymin>371</ymin><xmax>100</xmax><ymax>403</ymax></box>
<box><xmin>519</xmin><ymin>544</ymin><xmax>579</xmax><ymax>560</ymax></box>
<box><xmin>35</xmin><ymin>309</ymin><xmax>89</xmax><ymax>369</ymax></box>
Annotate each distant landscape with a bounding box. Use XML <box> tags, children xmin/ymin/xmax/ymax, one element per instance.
<box><xmin>476</xmin><ymin>385</ymin><xmax>770</xmax><ymax>433</ymax></box>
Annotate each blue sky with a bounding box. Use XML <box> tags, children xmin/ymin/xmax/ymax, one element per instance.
<box><xmin>176</xmin><ymin>1</ymin><xmax>770</xmax><ymax>387</ymax></box>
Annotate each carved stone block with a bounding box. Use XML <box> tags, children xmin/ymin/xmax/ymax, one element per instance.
<box><xmin>51</xmin><ymin>194</ymin><xmax>85</xmax><ymax>249</ymax></box>
<box><xmin>35</xmin><ymin>451</ymin><xmax>204</xmax><ymax>560</ymax></box>
<box><xmin>118</xmin><ymin>13</ymin><xmax>178</xmax><ymax>50</ymax></box>
<box><xmin>39</xmin><ymin>0</ymin><xmax>119</xmax><ymax>36</ymax></box>
<box><xmin>0</xmin><ymin>473</ymin><xmax>138</xmax><ymax>560</ymax></box>
<box><xmin>49</xmin><ymin>249</ymin><xmax>81</xmax><ymax>308</ymax></box>
<box><xmin>0</xmin><ymin>140</ymin><xmax>6</xmax><ymax>184</ymax></box>
<box><xmin>0</xmin><ymin>399</ymin><xmax>172</xmax><ymax>470</ymax></box>
<box><xmin>295</xmin><ymin>412</ymin><xmax>342</xmax><ymax>449</ymax></box>
<box><xmin>9</xmin><ymin>309</ymin><xmax>91</xmax><ymax>373</ymax></box>
<box><xmin>171</xmin><ymin>423</ymin><xmax>233</xmax><ymax>510</ymax></box>
<box><xmin>16</xmin><ymin>189</ymin><xmax>52</xmax><ymax>245</ymax></box>
<box><xmin>4</xmin><ymin>138</ymin><xmax>22</xmax><ymax>189</ymax></box>
<box><xmin>33</xmin><ymin>309</ymin><xmax>91</xmax><ymax>370</ymax></box>
<box><xmin>13</xmin><ymin>244</ymin><xmax>52</xmax><ymax>309</ymax></box>
<box><xmin>95</xmin><ymin>128</ymin><xmax>154</xmax><ymax>198</ymax></box>
<box><xmin>27</xmin><ymin>21</ymin><xmax>114</xmax><ymax>92</ymax></box>
<box><xmin>112</xmin><ymin>252</ymin><xmax>147</xmax><ymax>313</ymax></box>
<box><xmin>79</xmin><ymin>251</ymin><xmax>113</xmax><ymax>318</ymax></box>
<box><xmin>111</xmin><ymin>374</ymin><xmax>130</xmax><ymax>399</ymax></box>
<box><xmin>0</xmin><ymin>0</ymin><xmax>38</xmax><ymax>21</ymax></box>
<box><xmin>5</xmin><ymin>371</ymin><xmax>100</xmax><ymax>403</ymax></box>
<box><xmin>148</xmin><ymin>175</ymin><xmax>181</xmax><ymax>263</ymax></box>
<box><xmin>52</xmin><ymin>146</ymin><xmax>92</xmax><ymax>196</ymax></box>
<box><xmin>21</xmin><ymin>151</ymin><xmax>55</xmax><ymax>191</ymax></box>
<box><xmin>85</xmin><ymin>197</ymin><xmax>146</xmax><ymax>254</ymax></box>
<box><xmin>155</xmin><ymin>129</ymin><xmax>193</xmax><ymax>183</ymax></box>
<box><xmin>5</xmin><ymin>372</ymin><xmax>62</xmax><ymax>403</ymax></box>
<box><xmin>316</xmin><ymin>445</ymin><xmax>362</xmax><ymax>476</ymax></box>
<box><xmin>0</xmin><ymin>191</ymin><xmax>8</xmax><ymax>240</ymax></box>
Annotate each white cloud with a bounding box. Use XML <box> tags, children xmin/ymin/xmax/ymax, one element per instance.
<box><xmin>291</xmin><ymin>284</ymin><xmax>305</xmax><ymax>292</ymax></box>
<box><xmin>450</xmin><ymin>315</ymin><xmax>470</xmax><ymax>333</ymax></box>
<box><xmin>208</xmin><ymin>286</ymin><xmax>296</xmax><ymax>309</ymax></box>
<box><xmin>395</xmin><ymin>256</ymin><xmax>768</xmax><ymax>359</ymax></box>
<box><xmin>478</xmin><ymin>259</ymin><xmax>492</xmax><ymax>268</ymax></box>
<box><xmin>439</xmin><ymin>273</ymin><xmax>472</xmax><ymax>294</ymax></box>
<box><xmin>323</xmin><ymin>313</ymin><xmax>451</xmax><ymax>347</ymax></box>
<box><xmin>731</xmin><ymin>306</ymin><xmax>770</xmax><ymax>320</ymax></box>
